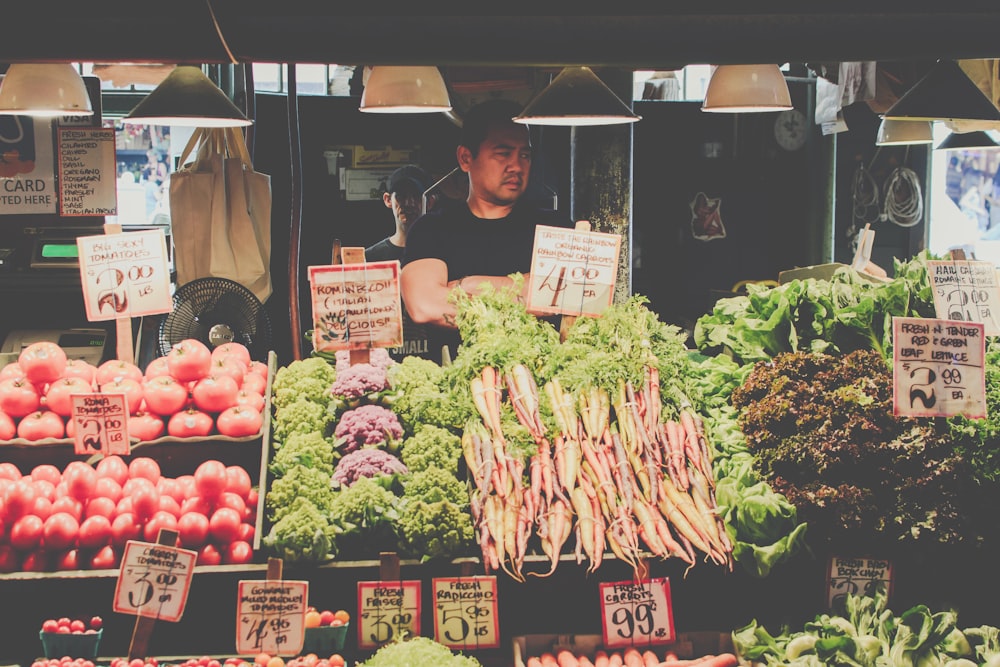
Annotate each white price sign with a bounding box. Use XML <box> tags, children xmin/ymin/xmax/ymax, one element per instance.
<box><xmin>357</xmin><ymin>580</ymin><xmax>421</xmax><ymax>650</ymax></box>
<box><xmin>527</xmin><ymin>224</ymin><xmax>620</xmax><ymax>317</ymax></box>
<box><xmin>71</xmin><ymin>393</ymin><xmax>129</xmax><ymax>456</ymax></box>
<box><xmin>113</xmin><ymin>540</ymin><xmax>197</xmax><ymax>622</ymax></box>
<box><xmin>599</xmin><ymin>578</ymin><xmax>675</xmax><ymax>649</ymax></box>
<box><xmin>827</xmin><ymin>556</ymin><xmax>893</xmax><ymax>610</ymax></box>
<box><xmin>927</xmin><ymin>260</ymin><xmax>1000</xmax><ymax>336</ymax></box>
<box><xmin>236</xmin><ymin>580</ymin><xmax>309</xmax><ymax>656</ymax></box>
<box><xmin>432</xmin><ymin>576</ymin><xmax>499</xmax><ymax>650</ymax></box>
<box><xmin>77</xmin><ymin>229</ymin><xmax>172</xmax><ymax>321</ymax></box>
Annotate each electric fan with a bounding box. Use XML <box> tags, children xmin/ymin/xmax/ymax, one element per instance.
<box><xmin>158</xmin><ymin>277</ymin><xmax>273</xmax><ymax>362</ymax></box>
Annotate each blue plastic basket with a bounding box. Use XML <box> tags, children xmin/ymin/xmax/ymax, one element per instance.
<box><xmin>39</xmin><ymin>629</ymin><xmax>103</xmax><ymax>659</ymax></box>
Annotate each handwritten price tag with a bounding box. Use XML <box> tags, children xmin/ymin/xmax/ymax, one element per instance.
<box><xmin>892</xmin><ymin>316</ymin><xmax>986</xmax><ymax>418</ymax></box>
<box><xmin>77</xmin><ymin>228</ymin><xmax>172</xmax><ymax>321</ymax></box>
<box><xmin>236</xmin><ymin>580</ymin><xmax>308</xmax><ymax>656</ymax></box>
<box><xmin>71</xmin><ymin>393</ymin><xmax>129</xmax><ymax>455</ymax></box>
<box><xmin>432</xmin><ymin>576</ymin><xmax>499</xmax><ymax>650</ymax></box>
<box><xmin>927</xmin><ymin>260</ymin><xmax>1000</xmax><ymax>336</ymax></box>
<box><xmin>308</xmin><ymin>262</ymin><xmax>403</xmax><ymax>352</ymax></box>
<box><xmin>112</xmin><ymin>540</ymin><xmax>198</xmax><ymax>622</ymax></box>
<box><xmin>527</xmin><ymin>225</ymin><xmax>620</xmax><ymax>317</ymax></box>
<box><xmin>357</xmin><ymin>580</ymin><xmax>421</xmax><ymax>650</ymax></box>
<box><xmin>826</xmin><ymin>556</ymin><xmax>893</xmax><ymax>610</ymax></box>
<box><xmin>599</xmin><ymin>578</ymin><xmax>675</xmax><ymax>649</ymax></box>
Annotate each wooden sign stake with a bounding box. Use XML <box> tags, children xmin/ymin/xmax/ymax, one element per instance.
<box><xmin>379</xmin><ymin>551</ymin><xmax>400</xmax><ymax>581</ymax></box>
<box><xmin>558</xmin><ymin>220</ymin><xmax>591</xmax><ymax>342</ymax></box>
<box><xmin>267</xmin><ymin>556</ymin><xmax>283</xmax><ymax>581</ymax></box>
<box><xmin>340</xmin><ymin>246</ymin><xmax>371</xmax><ymax>366</ymax></box>
<box><xmin>127</xmin><ymin>528</ymin><xmax>178</xmax><ymax>661</ymax></box>
<box><xmin>104</xmin><ymin>222</ymin><xmax>135</xmax><ymax>363</ymax></box>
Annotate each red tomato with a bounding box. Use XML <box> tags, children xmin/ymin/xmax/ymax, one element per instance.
<box><xmin>215</xmin><ymin>492</ymin><xmax>247</xmax><ymax>518</ymax></box>
<box><xmin>93</xmin><ymin>476</ymin><xmax>123</xmax><ymax>502</ymax></box>
<box><xmin>95</xmin><ymin>455</ymin><xmax>129</xmax><ymax>486</ymax></box>
<box><xmin>222</xmin><ymin>540</ymin><xmax>254</xmax><ymax>564</ymax></box>
<box><xmin>0</xmin><ymin>462</ymin><xmax>21</xmax><ymax>481</ymax></box>
<box><xmin>32</xmin><ymin>479</ymin><xmax>56</xmax><ymax>502</ymax></box>
<box><xmin>143</xmin><ymin>510</ymin><xmax>178</xmax><ymax>543</ymax></box>
<box><xmin>167</xmin><ymin>409</ymin><xmax>214</xmax><ymax>438</ymax></box>
<box><xmin>157</xmin><ymin>494</ymin><xmax>181</xmax><ymax>518</ymax></box>
<box><xmin>240</xmin><ymin>372</ymin><xmax>267</xmax><ymax>396</ymax></box>
<box><xmin>194</xmin><ymin>460</ymin><xmax>228</xmax><ymax>500</ymax></box>
<box><xmin>167</xmin><ymin>339</ymin><xmax>213</xmax><ymax>383</ymax></box>
<box><xmin>31</xmin><ymin>464</ymin><xmax>62</xmax><ymax>487</ymax></box>
<box><xmin>42</xmin><ymin>512</ymin><xmax>79</xmax><ymax>551</ymax></box>
<box><xmin>128</xmin><ymin>457</ymin><xmax>161</xmax><ymax>484</ymax></box>
<box><xmin>196</xmin><ymin>543</ymin><xmax>222</xmax><ymax>566</ymax></box>
<box><xmin>233</xmin><ymin>389</ymin><xmax>265</xmax><ymax>413</ymax></box>
<box><xmin>211</xmin><ymin>342</ymin><xmax>252</xmax><ymax>367</ymax></box>
<box><xmin>51</xmin><ymin>496</ymin><xmax>83</xmax><ymax>521</ymax></box>
<box><xmin>89</xmin><ymin>545</ymin><xmax>118</xmax><ymax>569</ymax></box>
<box><xmin>0</xmin><ymin>544</ymin><xmax>19</xmax><ymax>572</ymax></box>
<box><xmin>60</xmin><ymin>359</ymin><xmax>97</xmax><ymax>386</ymax></box>
<box><xmin>224</xmin><ymin>466</ymin><xmax>253</xmax><ymax>499</ymax></box>
<box><xmin>156</xmin><ymin>477</ymin><xmax>184</xmax><ymax>504</ymax></box>
<box><xmin>208</xmin><ymin>507</ymin><xmax>242</xmax><ymax>544</ymax></box>
<box><xmin>63</xmin><ymin>462</ymin><xmax>98</xmax><ymax>502</ymax></box>
<box><xmin>0</xmin><ymin>362</ymin><xmax>25</xmax><ymax>382</ymax></box>
<box><xmin>179</xmin><ymin>495</ymin><xmax>212</xmax><ymax>517</ymax></box>
<box><xmin>4</xmin><ymin>479</ymin><xmax>37</xmax><ymax>518</ymax></box>
<box><xmin>18</xmin><ymin>342</ymin><xmax>67</xmax><ymax>385</ymax></box>
<box><xmin>109</xmin><ymin>513</ymin><xmax>141</xmax><ymax>548</ymax></box>
<box><xmin>216</xmin><ymin>405</ymin><xmax>262</xmax><ymax>438</ymax></box>
<box><xmin>55</xmin><ymin>548</ymin><xmax>81</xmax><ymax>571</ymax></box>
<box><xmin>191</xmin><ymin>375</ymin><xmax>239</xmax><ymax>414</ymax></box>
<box><xmin>237</xmin><ymin>522</ymin><xmax>255</xmax><ymax>543</ymax></box>
<box><xmin>43</xmin><ymin>377</ymin><xmax>93</xmax><ymax>417</ymax></box>
<box><xmin>84</xmin><ymin>495</ymin><xmax>117</xmax><ymax>520</ymax></box>
<box><xmin>142</xmin><ymin>375</ymin><xmax>190</xmax><ymax>417</ymax></box>
<box><xmin>143</xmin><ymin>356</ymin><xmax>171</xmax><ymax>381</ymax></box>
<box><xmin>0</xmin><ymin>411</ymin><xmax>15</xmax><ymax>440</ymax></box>
<box><xmin>209</xmin><ymin>357</ymin><xmax>247</xmax><ymax>389</ymax></box>
<box><xmin>177</xmin><ymin>511</ymin><xmax>210</xmax><ymax>548</ymax></box>
<box><xmin>131</xmin><ymin>485</ymin><xmax>160</xmax><ymax>520</ymax></box>
<box><xmin>9</xmin><ymin>514</ymin><xmax>44</xmax><ymax>551</ymax></box>
<box><xmin>16</xmin><ymin>410</ymin><xmax>65</xmax><ymax>441</ymax></box>
<box><xmin>248</xmin><ymin>361</ymin><xmax>269</xmax><ymax>378</ymax></box>
<box><xmin>21</xmin><ymin>549</ymin><xmax>50</xmax><ymax>572</ymax></box>
<box><xmin>0</xmin><ymin>378</ymin><xmax>41</xmax><ymax>418</ymax></box>
<box><xmin>175</xmin><ymin>475</ymin><xmax>197</xmax><ymax>500</ymax></box>
<box><xmin>128</xmin><ymin>411</ymin><xmax>165</xmax><ymax>442</ymax></box>
<box><xmin>78</xmin><ymin>515</ymin><xmax>112</xmax><ymax>549</ymax></box>
<box><xmin>29</xmin><ymin>495</ymin><xmax>53</xmax><ymax>520</ymax></box>
<box><xmin>100</xmin><ymin>378</ymin><xmax>144</xmax><ymax>415</ymax></box>
<box><xmin>122</xmin><ymin>476</ymin><xmax>154</xmax><ymax>496</ymax></box>
<box><xmin>246</xmin><ymin>488</ymin><xmax>259</xmax><ymax>515</ymax></box>
<box><xmin>95</xmin><ymin>359</ymin><xmax>143</xmax><ymax>386</ymax></box>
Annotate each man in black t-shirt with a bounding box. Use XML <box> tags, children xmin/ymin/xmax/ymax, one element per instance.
<box><xmin>401</xmin><ymin>100</ymin><xmax>570</xmax><ymax>360</ymax></box>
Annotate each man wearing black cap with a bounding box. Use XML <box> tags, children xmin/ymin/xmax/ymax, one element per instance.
<box><xmin>365</xmin><ymin>164</ymin><xmax>434</xmax><ymax>262</ymax></box>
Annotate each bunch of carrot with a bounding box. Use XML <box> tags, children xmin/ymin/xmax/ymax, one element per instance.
<box><xmin>526</xmin><ymin>647</ymin><xmax>739</xmax><ymax>667</ymax></box>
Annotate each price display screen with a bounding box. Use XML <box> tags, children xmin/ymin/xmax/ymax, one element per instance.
<box><xmin>432</xmin><ymin>576</ymin><xmax>499</xmax><ymax>650</ymax></box>
<box><xmin>112</xmin><ymin>540</ymin><xmax>198</xmax><ymax>622</ymax></box>
<box><xmin>599</xmin><ymin>578</ymin><xmax>675</xmax><ymax>649</ymax></box>
<box><xmin>357</xmin><ymin>580</ymin><xmax>421</xmax><ymax>650</ymax></box>
<box><xmin>236</xmin><ymin>580</ymin><xmax>309</xmax><ymax>656</ymax></box>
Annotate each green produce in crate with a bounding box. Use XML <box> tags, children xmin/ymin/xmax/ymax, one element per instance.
<box><xmin>358</xmin><ymin>635</ymin><xmax>481</xmax><ymax>667</ymax></box>
<box><xmin>402</xmin><ymin>467</ymin><xmax>467</xmax><ymax>506</ymax></box>
<box><xmin>271</xmin><ymin>356</ymin><xmax>337</xmax><ymax>409</ymax></box>
<box><xmin>263</xmin><ymin>496</ymin><xmax>337</xmax><ymax>563</ymax></box>
<box><xmin>387</xmin><ymin>356</ymin><xmax>471</xmax><ymax>434</ymax></box>
<box><xmin>328</xmin><ymin>476</ymin><xmax>399</xmax><ymax>554</ymax></box>
<box><xmin>272</xmin><ymin>397</ymin><xmax>334</xmax><ymax>444</ymax></box>
<box><xmin>399</xmin><ymin>423</ymin><xmax>463</xmax><ymax>474</ymax></box>
<box><xmin>267</xmin><ymin>465</ymin><xmax>337</xmax><ymax>521</ymax></box>
<box><xmin>270</xmin><ymin>430</ymin><xmax>337</xmax><ymax>476</ymax></box>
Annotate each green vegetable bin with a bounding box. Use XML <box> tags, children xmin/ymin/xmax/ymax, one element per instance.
<box><xmin>302</xmin><ymin>624</ymin><xmax>349</xmax><ymax>655</ymax></box>
<box><xmin>39</xmin><ymin>629</ymin><xmax>103</xmax><ymax>659</ymax></box>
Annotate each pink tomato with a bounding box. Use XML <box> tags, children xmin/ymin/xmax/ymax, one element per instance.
<box><xmin>216</xmin><ymin>406</ymin><xmax>262</xmax><ymax>438</ymax></box>
<box><xmin>143</xmin><ymin>356</ymin><xmax>171</xmax><ymax>381</ymax></box>
<box><xmin>99</xmin><ymin>377</ymin><xmax>144</xmax><ymax>415</ymax></box>
<box><xmin>142</xmin><ymin>375</ymin><xmax>190</xmax><ymax>417</ymax></box>
<box><xmin>44</xmin><ymin>377</ymin><xmax>94</xmax><ymax>417</ymax></box>
<box><xmin>61</xmin><ymin>359</ymin><xmax>97</xmax><ymax>386</ymax></box>
<box><xmin>18</xmin><ymin>342</ymin><xmax>67</xmax><ymax>385</ymax></box>
<box><xmin>16</xmin><ymin>410</ymin><xmax>65</xmax><ymax>441</ymax></box>
<box><xmin>0</xmin><ymin>378</ymin><xmax>41</xmax><ymax>418</ymax></box>
<box><xmin>95</xmin><ymin>455</ymin><xmax>129</xmax><ymax>485</ymax></box>
<box><xmin>167</xmin><ymin>339</ymin><xmax>212</xmax><ymax>383</ymax></box>
<box><xmin>95</xmin><ymin>359</ymin><xmax>143</xmax><ymax>386</ymax></box>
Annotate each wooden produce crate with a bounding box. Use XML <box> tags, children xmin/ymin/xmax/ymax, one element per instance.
<box><xmin>512</xmin><ymin>632</ymin><xmax>735</xmax><ymax>667</ymax></box>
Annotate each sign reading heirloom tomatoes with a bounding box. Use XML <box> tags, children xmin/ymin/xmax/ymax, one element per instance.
<box><xmin>432</xmin><ymin>576</ymin><xmax>499</xmax><ymax>650</ymax></box>
<box><xmin>926</xmin><ymin>260</ymin><xmax>1000</xmax><ymax>336</ymax></box>
<box><xmin>599</xmin><ymin>578</ymin><xmax>675</xmax><ymax>649</ymax></box>
<box><xmin>527</xmin><ymin>224</ymin><xmax>620</xmax><ymax>317</ymax></box>
<box><xmin>892</xmin><ymin>316</ymin><xmax>986</xmax><ymax>418</ymax></box>
<box><xmin>308</xmin><ymin>262</ymin><xmax>403</xmax><ymax>352</ymax></box>
<box><xmin>113</xmin><ymin>540</ymin><xmax>197</xmax><ymax>622</ymax></box>
<box><xmin>77</xmin><ymin>229</ymin><xmax>172</xmax><ymax>321</ymax></box>
<box><xmin>356</xmin><ymin>579</ymin><xmax>421</xmax><ymax>650</ymax></box>
<box><xmin>71</xmin><ymin>393</ymin><xmax>129</xmax><ymax>455</ymax></box>
<box><xmin>236</xmin><ymin>579</ymin><xmax>308</xmax><ymax>656</ymax></box>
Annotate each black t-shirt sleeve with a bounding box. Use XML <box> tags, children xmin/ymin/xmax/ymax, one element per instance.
<box><xmin>400</xmin><ymin>213</ymin><xmax>443</xmax><ymax>267</ymax></box>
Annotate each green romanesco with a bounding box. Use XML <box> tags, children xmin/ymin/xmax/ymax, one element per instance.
<box><xmin>399</xmin><ymin>423</ymin><xmax>462</xmax><ymax>474</ymax></box>
<box><xmin>386</xmin><ymin>356</ymin><xmax>471</xmax><ymax>433</ymax></box>
<box><xmin>272</xmin><ymin>357</ymin><xmax>337</xmax><ymax>409</ymax></box>
<box><xmin>395</xmin><ymin>497</ymin><xmax>475</xmax><ymax>561</ymax></box>
<box><xmin>266</xmin><ymin>465</ymin><xmax>335</xmax><ymax>522</ymax></box>
<box><xmin>272</xmin><ymin>397</ymin><xmax>334</xmax><ymax>445</ymax></box>
<box><xmin>270</xmin><ymin>430</ymin><xmax>335</xmax><ymax>477</ymax></box>
<box><xmin>402</xmin><ymin>467</ymin><xmax>468</xmax><ymax>506</ymax></box>
<box><xmin>262</xmin><ymin>496</ymin><xmax>337</xmax><ymax>563</ymax></box>
<box><xmin>328</xmin><ymin>476</ymin><xmax>400</xmax><ymax>534</ymax></box>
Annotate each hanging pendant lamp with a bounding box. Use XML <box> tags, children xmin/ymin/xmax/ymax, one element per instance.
<box><xmin>701</xmin><ymin>64</ymin><xmax>792</xmax><ymax>113</ymax></box>
<box><xmin>513</xmin><ymin>66</ymin><xmax>640</xmax><ymax>126</ymax></box>
<box><xmin>935</xmin><ymin>130</ymin><xmax>1000</xmax><ymax>150</ymax></box>
<box><xmin>0</xmin><ymin>63</ymin><xmax>93</xmax><ymax>117</ymax></box>
<box><xmin>884</xmin><ymin>59</ymin><xmax>1000</xmax><ymax>123</ymax></box>
<box><xmin>123</xmin><ymin>65</ymin><xmax>251</xmax><ymax>127</ymax></box>
<box><xmin>359</xmin><ymin>66</ymin><xmax>452</xmax><ymax>113</ymax></box>
<box><xmin>875</xmin><ymin>118</ymin><xmax>934</xmax><ymax>146</ymax></box>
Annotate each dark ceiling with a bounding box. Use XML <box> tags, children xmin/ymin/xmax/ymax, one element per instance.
<box><xmin>7</xmin><ymin>4</ymin><xmax>1000</xmax><ymax>67</ymax></box>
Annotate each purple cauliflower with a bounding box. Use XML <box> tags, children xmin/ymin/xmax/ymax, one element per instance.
<box><xmin>334</xmin><ymin>404</ymin><xmax>404</xmax><ymax>453</ymax></box>
<box><xmin>332</xmin><ymin>448</ymin><xmax>409</xmax><ymax>488</ymax></box>
<box><xmin>330</xmin><ymin>363</ymin><xmax>389</xmax><ymax>400</ymax></box>
<box><xmin>335</xmin><ymin>348</ymin><xmax>394</xmax><ymax>373</ymax></box>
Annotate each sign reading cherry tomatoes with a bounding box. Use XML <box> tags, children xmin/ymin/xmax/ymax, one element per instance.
<box><xmin>113</xmin><ymin>540</ymin><xmax>197</xmax><ymax>622</ymax></box>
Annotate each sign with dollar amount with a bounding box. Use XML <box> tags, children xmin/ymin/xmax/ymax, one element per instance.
<box><xmin>892</xmin><ymin>316</ymin><xmax>986</xmax><ymax>419</ymax></box>
<box><xmin>826</xmin><ymin>556</ymin><xmax>893</xmax><ymax>610</ymax></box>
<box><xmin>356</xmin><ymin>580</ymin><xmax>421</xmax><ymax>650</ymax></box>
<box><xmin>527</xmin><ymin>224</ymin><xmax>620</xmax><ymax>318</ymax></box>
<box><xmin>927</xmin><ymin>260</ymin><xmax>1000</xmax><ymax>336</ymax></box>
<box><xmin>599</xmin><ymin>578</ymin><xmax>675</xmax><ymax>649</ymax></box>
<box><xmin>432</xmin><ymin>576</ymin><xmax>499</xmax><ymax>650</ymax></box>
<box><xmin>77</xmin><ymin>228</ymin><xmax>172</xmax><ymax>321</ymax></box>
<box><xmin>236</xmin><ymin>580</ymin><xmax>309</xmax><ymax>656</ymax></box>
<box><xmin>308</xmin><ymin>262</ymin><xmax>403</xmax><ymax>352</ymax></box>
<box><xmin>113</xmin><ymin>540</ymin><xmax>198</xmax><ymax>622</ymax></box>
<box><xmin>71</xmin><ymin>393</ymin><xmax>129</xmax><ymax>455</ymax></box>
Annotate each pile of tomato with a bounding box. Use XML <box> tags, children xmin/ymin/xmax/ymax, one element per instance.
<box><xmin>0</xmin><ymin>455</ymin><xmax>258</xmax><ymax>572</ymax></box>
<box><xmin>0</xmin><ymin>339</ymin><xmax>267</xmax><ymax>443</ymax></box>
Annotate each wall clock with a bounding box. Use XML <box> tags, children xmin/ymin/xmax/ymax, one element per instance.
<box><xmin>774</xmin><ymin>108</ymin><xmax>808</xmax><ymax>151</ymax></box>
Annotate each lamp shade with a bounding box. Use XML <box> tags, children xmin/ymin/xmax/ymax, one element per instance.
<box><xmin>875</xmin><ymin>118</ymin><xmax>934</xmax><ymax>146</ymax></box>
<box><xmin>0</xmin><ymin>63</ymin><xmax>93</xmax><ymax>117</ymax></box>
<box><xmin>513</xmin><ymin>66</ymin><xmax>640</xmax><ymax>126</ymax></box>
<box><xmin>359</xmin><ymin>66</ymin><xmax>452</xmax><ymax>113</ymax></box>
<box><xmin>702</xmin><ymin>64</ymin><xmax>792</xmax><ymax>113</ymax></box>
<box><xmin>935</xmin><ymin>130</ymin><xmax>1000</xmax><ymax>150</ymax></box>
<box><xmin>123</xmin><ymin>65</ymin><xmax>251</xmax><ymax>127</ymax></box>
<box><xmin>884</xmin><ymin>59</ymin><xmax>1000</xmax><ymax>123</ymax></box>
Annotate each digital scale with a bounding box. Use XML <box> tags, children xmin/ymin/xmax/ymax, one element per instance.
<box><xmin>0</xmin><ymin>328</ymin><xmax>108</xmax><ymax>367</ymax></box>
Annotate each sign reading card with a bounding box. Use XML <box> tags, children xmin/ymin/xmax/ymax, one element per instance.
<box><xmin>826</xmin><ymin>556</ymin><xmax>893</xmax><ymax>610</ymax></box>
<box><xmin>77</xmin><ymin>229</ymin><xmax>172</xmax><ymax>321</ymax></box>
<box><xmin>357</xmin><ymin>580</ymin><xmax>421</xmax><ymax>650</ymax></box>
<box><xmin>432</xmin><ymin>576</ymin><xmax>500</xmax><ymax>650</ymax></box>
<box><xmin>309</xmin><ymin>262</ymin><xmax>403</xmax><ymax>352</ymax></box>
<box><xmin>599</xmin><ymin>578</ymin><xmax>675</xmax><ymax>649</ymax></box>
<box><xmin>113</xmin><ymin>540</ymin><xmax>198</xmax><ymax>622</ymax></box>
<box><xmin>527</xmin><ymin>225</ymin><xmax>620</xmax><ymax>317</ymax></box>
<box><xmin>927</xmin><ymin>260</ymin><xmax>1000</xmax><ymax>336</ymax></box>
<box><xmin>71</xmin><ymin>393</ymin><xmax>129</xmax><ymax>456</ymax></box>
<box><xmin>892</xmin><ymin>316</ymin><xmax>986</xmax><ymax>418</ymax></box>
<box><xmin>0</xmin><ymin>115</ymin><xmax>56</xmax><ymax>214</ymax></box>
<box><xmin>236</xmin><ymin>580</ymin><xmax>309</xmax><ymax>656</ymax></box>
<box><xmin>57</xmin><ymin>127</ymin><xmax>117</xmax><ymax>216</ymax></box>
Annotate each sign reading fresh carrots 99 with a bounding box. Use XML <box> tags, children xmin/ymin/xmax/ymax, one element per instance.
<box><xmin>599</xmin><ymin>578</ymin><xmax>675</xmax><ymax>649</ymax></box>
